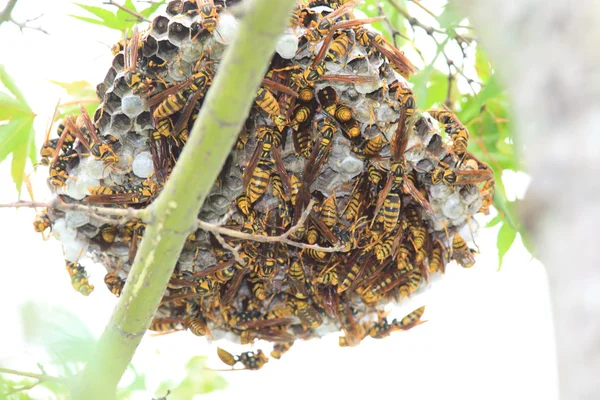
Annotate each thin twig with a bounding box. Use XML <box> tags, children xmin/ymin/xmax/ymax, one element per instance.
<box><xmin>1</xmin><ymin>200</ymin><xmax>349</xmax><ymax>253</ymax></box>
<box><xmin>0</xmin><ymin>0</ymin><xmax>18</xmax><ymax>24</ymax></box>
<box><xmin>197</xmin><ymin>199</ymin><xmax>349</xmax><ymax>253</ymax></box>
<box><xmin>387</xmin><ymin>0</ymin><xmax>445</xmax><ymax>35</ymax></box>
<box><xmin>376</xmin><ymin>0</ymin><xmax>409</xmax><ymax>47</ymax></box>
<box><xmin>58</xmin><ymin>99</ymin><xmax>100</xmax><ymax>108</ymax></box>
<box><xmin>213</xmin><ymin>231</ymin><xmax>244</xmax><ymax>264</ymax></box>
<box><xmin>103</xmin><ymin>0</ymin><xmax>151</xmax><ymax>23</ymax></box>
<box><xmin>0</xmin><ymin>0</ymin><xmax>48</xmax><ymax>33</ymax></box>
<box><xmin>408</xmin><ymin>0</ymin><xmax>437</xmax><ymax>18</ymax></box>
<box><xmin>445</xmin><ymin>59</ymin><xmax>454</xmax><ymax>107</ymax></box>
<box><xmin>0</xmin><ymin>367</ymin><xmax>61</xmax><ymax>382</ymax></box>
<box><xmin>0</xmin><ymin>200</ymin><xmax>146</xmax><ymax>225</ymax></box>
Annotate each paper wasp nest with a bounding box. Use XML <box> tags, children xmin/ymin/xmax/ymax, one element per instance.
<box><xmin>36</xmin><ymin>0</ymin><xmax>495</xmax><ymax>364</ymax></box>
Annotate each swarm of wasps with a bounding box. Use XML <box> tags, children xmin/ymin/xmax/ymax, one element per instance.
<box><xmin>35</xmin><ymin>0</ymin><xmax>495</xmax><ymax>370</ymax></box>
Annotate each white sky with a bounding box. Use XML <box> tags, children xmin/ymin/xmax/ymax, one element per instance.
<box><xmin>0</xmin><ymin>1</ymin><xmax>558</xmax><ymax>399</ymax></box>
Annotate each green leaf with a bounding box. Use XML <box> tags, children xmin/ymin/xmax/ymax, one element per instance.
<box><xmin>0</xmin><ymin>118</ymin><xmax>36</xmax><ymax>195</ymax></box>
<box><xmin>159</xmin><ymin>356</ymin><xmax>227</xmax><ymax>399</ymax></box>
<box><xmin>140</xmin><ymin>1</ymin><xmax>165</xmax><ymax>18</ymax></box>
<box><xmin>71</xmin><ymin>3</ymin><xmax>127</xmax><ymax>31</ymax></box>
<box><xmin>117</xmin><ymin>0</ymin><xmax>138</xmax><ymax>20</ymax></box>
<box><xmin>0</xmin><ymin>92</ymin><xmax>32</xmax><ymax>120</ymax></box>
<box><xmin>0</xmin><ymin>64</ymin><xmax>27</xmax><ymax>102</ymax></box>
<box><xmin>50</xmin><ymin>80</ymin><xmax>96</xmax><ymax>99</ymax></box>
<box><xmin>117</xmin><ymin>365</ymin><xmax>147</xmax><ymax>399</ymax></box>
<box><xmin>497</xmin><ymin>222</ymin><xmax>517</xmax><ymax>269</ymax></box>
<box><xmin>438</xmin><ymin>3</ymin><xmax>463</xmax><ymax>30</ymax></box>
<box><xmin>20</xmin><ymin>302</ymin><xmax>96</xmax><ymax>372</ymax></box>
<box><xmin>486</xmin><ymin>214</ymin><xmax>503</xmax><ymax>228</ymax></box>
<box><xmin>475</xmin><ymin>47</ymin><xmax>492</xmax><ymax>81</ymax></box>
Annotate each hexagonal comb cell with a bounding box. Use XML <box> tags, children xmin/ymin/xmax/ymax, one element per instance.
<box><xmin>142</xmin><ymin>35</ymin><xmax>158</xmax><ymax>57</ymax></box>
<box><xmin>94</xmin><ymin>107</ymin><xmax>111</xmax><ymax>132</ymax></box>
<box><xmin>134</xmin><ymin>112</ymin><xmax>153</xmax><ymax>131</ymax></box>
<box><xmin>166</xmin><ymin>0</ymin><xmax>184</xmax><ymax>15</ymax></box>
<box><xmin>104</xmin><ymin>91</ymin><xmax>122</xmax><ymax>114</ymax></box>
<box><xmin>110</xmin><ymin>113</ymin><xmax>132</xmax><ymax>134</ymax></box>
<box><xmin>152</xmin><ymin>15</ymin><xmax>169</xmax><ymax>36</ymax></box>
<box><xmin>96</xmin><ymin>82</ymin><xmax>107</xmax><ymax>101</ymax></box>
<box><xmin>102</xmin><ymin>67</ymin><xmax>117</xmax><ymax>89</ymax></box>
<box><xmin>111</xmin><ymin>53</ymin><xmax>125</xmax><ymax>72</ymax></box>
<box><xmin>168</xmin><ymin>22</ymin><xmax>189</xmax><ymax>45</ymax></box>
<box><xmin>157</xmin><ymin>39</ymin><xmax>179</xmax><ymax>60</ymax></box>
<box><xmin>112</xmin><ymin>76</ymin><xmax>131</xmax><ymax>97</ymax></box>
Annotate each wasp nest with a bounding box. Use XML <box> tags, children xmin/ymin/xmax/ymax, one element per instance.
<box><xmin>35</xmin><ymin>0</ymin><xmax>495</xmax><ymax>367</ymax></box>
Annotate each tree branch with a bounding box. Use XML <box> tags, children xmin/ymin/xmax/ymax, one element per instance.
<box><xmin>0</xmin><ymin>367</ymin><xmax>61</xmax><ymax>382</ymax></box>
<box><xmin>0</xmin><ymin>0</ymin><xmax>47</xmax><ymax>34</ymax></box>
<box><xmin>71</xmin><ymin>1</ymin><xmax>298</xmax><ymax>397</ymax></box>
<box><xmin>451</xmin><ymin>1</ymin><xmax>600</xmax><ymax>399</ymax></box>
<box><xmin>0</xmin><ymin>0</ymin><xmax>18</xmax><ymax>25</ymax></box>
<box><xmin>103</xmin><ymin>0</ymin><xmax>151</xmax><ymax>23</ymax></box>
<box><xmin>0</xmin><ymin>366</ymin><xmax>63</xmax><ymax>395</ymax></box>
<box><xmin>3</xmin><ymin>199</ymin><xmax>346</xmax><ymax>253</ymax></box>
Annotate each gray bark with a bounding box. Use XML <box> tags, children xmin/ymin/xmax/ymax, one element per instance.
<box><xmin>452</xmin><ymin>1</ymin><xmax>600</xmax><ymax>399</ymax></box>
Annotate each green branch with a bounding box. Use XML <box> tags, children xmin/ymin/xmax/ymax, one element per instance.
<box><xmin>71</xmin><ymin>0</ymin><xmax>297</xmax><ymax>398</ymax></box>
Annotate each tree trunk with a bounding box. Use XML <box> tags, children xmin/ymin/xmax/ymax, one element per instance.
<box><xmin>452</xmin><ymin>1</ymin><xmax>600</xmax><ymax>399</ymax></box>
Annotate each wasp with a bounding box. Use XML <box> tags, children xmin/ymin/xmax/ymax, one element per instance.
<box><xmin>243</xmin><ymin>127</ymin><xmax>291</xmax><ymax>204</ymax></box>
<box><xmin>84</xmin><ymin>176</ymin><xmax>159</xmax><ymax>206</ymax></box>
<box><xmin>405</xmin><ymin>204</ymin><xmax>427</xmax><ymax>250</ymax></box>
<box><xmin>337</xmin><ymin>249</ymin><xmax>364</xmax><ymax>294</ymax></box>
<box><xmin>428</xmin><ymin>240</ymin><xmax>446</xmax><ymax>274</ymax></box>
<box><xmin>48</xmin><ymin>149</ymin><xmax>79</xmax><ymax>188</ymax></box>
<box><xmin>190</xmin><ymin>0</ymin><xmax>222</xmax><ymax>35</ymax></box>
<box><xmin>256</xmin><ymin>79</ymin><xmax>299</xmax><ymax>131</ymax></box>
<box><xmin>373</xmin><ymin>108</ymin><xmax>435</xmax><ymax>227</ymax></box>
<box><xmin>184</xmin><ymin>316</ymin><xmax>212</xmax><ymax>338</ymax></box>
<box><xmin>353</xmin><ymin>134</ymin><xmax>387</xmax><ymax>157</ymax></box>
<box><xmin>428</xmin><ymin>107</ymin><xmax>470</xmax><ymax>158</ymax></box>
<box><xmin>104</xmin><ymin>272</ymin><xmax>125</xmax><ymax>297</ymax></box>
<box><xmin>430</xmin><ymin>164</ymin><xmax>494</xmax><ymax>186</ymax></box>
<box><xmin>397</xmin><ymin>306</ymin><xmax>426</xmax><ymax>329</ymax></box>
<box><xmin>343</xmin><ymin>173</ymin><xmax>369</xmax><ymax>222</ymax></box>
<box><xmin>320</xmin><ymin>193</ymin><xmax>338</xmax><ymax>228</ymax></box>
<box><xmin>316</xmin><ymin>265</ymin><xmax>339</xmax><ymax>286</ymax></box>
<box><xmin>479</xmin><ymin>178</ymin><xmax>495</xmax><ymax>215</ymax></box>
<box><xmin>374</xmin><ymin>228</ymin><xmax>404</xmax><ymax>261</ymax></box>
<box><xmin>40</xmin><ymin>113</ymin><xmax>77</xmax><ymax>167</ymax></box>
<box><xmin>287</xmin><ymin>297</ymin><xmax>322</xmax><ymax>329</ymax></box>
<box><xmin>73</xmin><ymin>105</ymin><xmax>120</xmax><ymax>168</ymax></box>
<box><xmin>271</xmin><ymin>342</ymin><xmax>294</xmax><ymax>360</ymax></box>
<box><xmin>33</xmin><ymin>210</ymin><xmax>52</xmax><ymax>236</ymax></box>
<box><xmin>353</xmin><ymin>27</ymin><xmax>416</xmax><ymax>78</ymax></box>
<box><xmin>148</xmin><ymin>317</ymin><xmax>183</xmax><ymax>333</ymax></box>
<box><xmin>286</xmin><ymin>260</ymin><xmax>310</xmax><ymax>299</ymax></box>
<box><xmin>146</xmin><ymin>64</ymin><xmax>215</xmax><ymax>128</ymax></box>
<box><xmin>65</xmin><ymin>261</ymin><xmax>94</xmax><ymax>296</ymax></box>
<box><xmin>452</xmin><ymin>233</ymin><xmax>476</xmax><ymax>268</ymax></box>
<box><xmin>217</xmin><ymin>348</ymin><xmax>269</xmax><ymax>370</ymax></box>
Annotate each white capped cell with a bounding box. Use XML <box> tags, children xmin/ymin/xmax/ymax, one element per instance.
<box><xmin>121</xmin><ymin>94</ymin><xmax>144</xmax><ymax>119</ymax></box>
<box><xmin>132</xmin><ymin>151</ymin><xmax>154</xmax><ymax>178</ymax></box>
<box><xmin>63</xmin><ymin>239</ymin><xmax>90</xmax><ymax>262</ymax></box>
<box><xmin>53</xmin><ymin>218</ymin><xmax>77</xmax><ymax>242</ymax></box>
<box><xmin>214</xmin><ymin>13</ymin><xmax>239</xmax><ymax>44</ymax></box>
<box><xmin>355</xmin><ymin>78</ymin><xmax>383</xmax><ymax>94</ymax></box>
<box><xmin>337</xmin><ymin>155</ymin><xmax>364</xmax><ymax>175</ymax></box>
<box><xmin>84</xmin><ymin>158</ymin><xmax>109</xmax><ymax>180</ymax></box>
<box><xmin>442</xmin><ymin>193</ymin><xmax>467</xmax><ymax>219</ymax></box>
<box><xmin>66</xmin><ymin>211</ymin><xmax>90</xmax><ymax>229</ymax></box>
<box><xmin>275</xmin><ymin>32</ymin><xmax>299</xmax><ymax>59</ymax></box>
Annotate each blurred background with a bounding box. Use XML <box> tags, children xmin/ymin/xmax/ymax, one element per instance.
<box><xmin>0</xmin><ymin>0</ymin><xmax>558</xmax><ymax>399</ymax></box>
